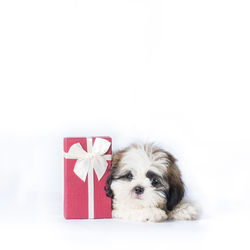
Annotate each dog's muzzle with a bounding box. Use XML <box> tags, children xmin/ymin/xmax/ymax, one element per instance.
<box><xmin>133</xmin><ymin>186</ymin><xmax>144</xmax><ymax>195</ymax></box>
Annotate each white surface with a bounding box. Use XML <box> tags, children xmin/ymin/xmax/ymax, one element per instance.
<box><xmin>0</xmin><ymin>1</ymin><xmax>250</xmax><ymax>249</ymax></box>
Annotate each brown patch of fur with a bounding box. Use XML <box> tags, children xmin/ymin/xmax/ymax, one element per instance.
<box><xmin>152</xmin><ymin>147</ymin><xmax>176</xmax><ymax>163</ymax></box>
<box><xmin>111</xmin><ymin>147</ymin><xmax>129</xmax><ymax>172</ymax></box>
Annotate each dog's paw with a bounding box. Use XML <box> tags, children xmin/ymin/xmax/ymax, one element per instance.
<box><xmin>167</xmin><ymin>202</ymin><xmax>200</xmax><ymax>221</ymax></box>
<box><xmin>112</xmin><ymin>208</ymin><xmax>168</xmax><ymax>222</ymax></box>
<box><xmin>141</xmin><ymin>208</ymin><xmax>168</xmax><ymax>222</ymax></box>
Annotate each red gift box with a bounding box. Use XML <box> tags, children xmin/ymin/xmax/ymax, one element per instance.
<box><xmin>64</xmin><ymin>137</ymin><xmax>112</xmax><ymax>219</ymax></box>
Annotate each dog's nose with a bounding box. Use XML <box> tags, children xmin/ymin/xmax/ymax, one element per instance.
<box><xmin>134</xmin><ymin>186</ymin><xmax>144</xmax><ymax>195</ymax></box>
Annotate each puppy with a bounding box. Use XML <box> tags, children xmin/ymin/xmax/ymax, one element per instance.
<box><xmin>105</xmin><ymin>143</ymin><xmax>199</xmax><ymax>222</ymax></box>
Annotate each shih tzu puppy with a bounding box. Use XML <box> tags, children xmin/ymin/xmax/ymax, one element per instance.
<box><xmin>105</xmin><ymin>143</ymin><xmax>199</xmax><ymax>222</ymax></box>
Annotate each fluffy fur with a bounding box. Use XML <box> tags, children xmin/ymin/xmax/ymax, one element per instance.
<box><xmin>105</xmin><ymin>143</ymin><xmax>199</xmax><ymax>222</ymax></box>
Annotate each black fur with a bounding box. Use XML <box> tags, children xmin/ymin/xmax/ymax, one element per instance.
<box><xmin>166</xmin><ymin>178</ymin><xmax>184</xmax><ymax>211</ymax></box>
<box><xmin>104</xmin><ymin>149</ymin><xmax>124</xmax><ymax>199</ymax></box>
<box><xmin>104</xmin><ymin>173</ymin><xmax>114</xmax><ymax>199</ymax></box>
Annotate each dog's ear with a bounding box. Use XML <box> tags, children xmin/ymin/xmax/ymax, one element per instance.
<box><xmin>104</xmin><ymin>173</ymin><xmax>114</xmax><ymax>198</ymax></box>
<box><xmin>104</xmin><ymin>150</ymin><xmax>126</xmax><ymax>199</ymax></box>
<box><xmin>166</xmin><ymin>164</ymin><xmax>184</xmax><ymax>211</ymax></box>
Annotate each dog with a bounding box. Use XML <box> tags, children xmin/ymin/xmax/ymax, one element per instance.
<box><xmin>105</xmin><ymin>143</ymin><xmax>199</xmax><ymax>222</ymax></box>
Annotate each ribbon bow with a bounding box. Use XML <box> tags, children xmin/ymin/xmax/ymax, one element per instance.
<box><xmin>64</xmin><ymin>138</ymin><xmax>111</xmax><ymax>182</ymax></box>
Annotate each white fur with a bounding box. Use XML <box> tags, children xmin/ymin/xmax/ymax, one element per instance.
<box><xmin>167</xmin><ymin>200</ymin><xmax>200</xmax><ymax>221</ymax></box>
<box><xmin>111</xmin><ymin>146</ymin><xmax>166</xmax><ymax>211</ymax></box>
<box><xmin>112</xmin><ymin>207</ymin><xmax>168</xmax><ymax>222</ymax></box>
<box><xmin>111</xmin><ymin>145</ymin><xmax>199</xmax><ymax>222</ymax></box>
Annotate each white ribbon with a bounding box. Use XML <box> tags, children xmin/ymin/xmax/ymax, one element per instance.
<box><xmin>64</xmin><ymin>138</ymin><xmax>111</xmax><ymax>218</ymax></box>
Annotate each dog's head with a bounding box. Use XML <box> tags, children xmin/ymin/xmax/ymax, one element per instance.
<box><xmin>105</xmin><ymin>144</ymin><xmax>184</xmax><ymax>211</ymax></box>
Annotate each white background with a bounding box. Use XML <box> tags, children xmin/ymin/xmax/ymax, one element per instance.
<box><xmin>0</xmin><ymin>0</ymin><xmax>250</xmax><ymax>249</ymax></box>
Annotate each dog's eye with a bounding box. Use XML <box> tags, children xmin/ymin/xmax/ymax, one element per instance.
<box><xmin>126</xmin><ymin>173</ymin><xmax>133</xmax><ymax>180</ymax></box>
<box><xmin>151</xmin><ymin>178</ymin><xmax>159</xmax><ymax>186</ymax></box>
